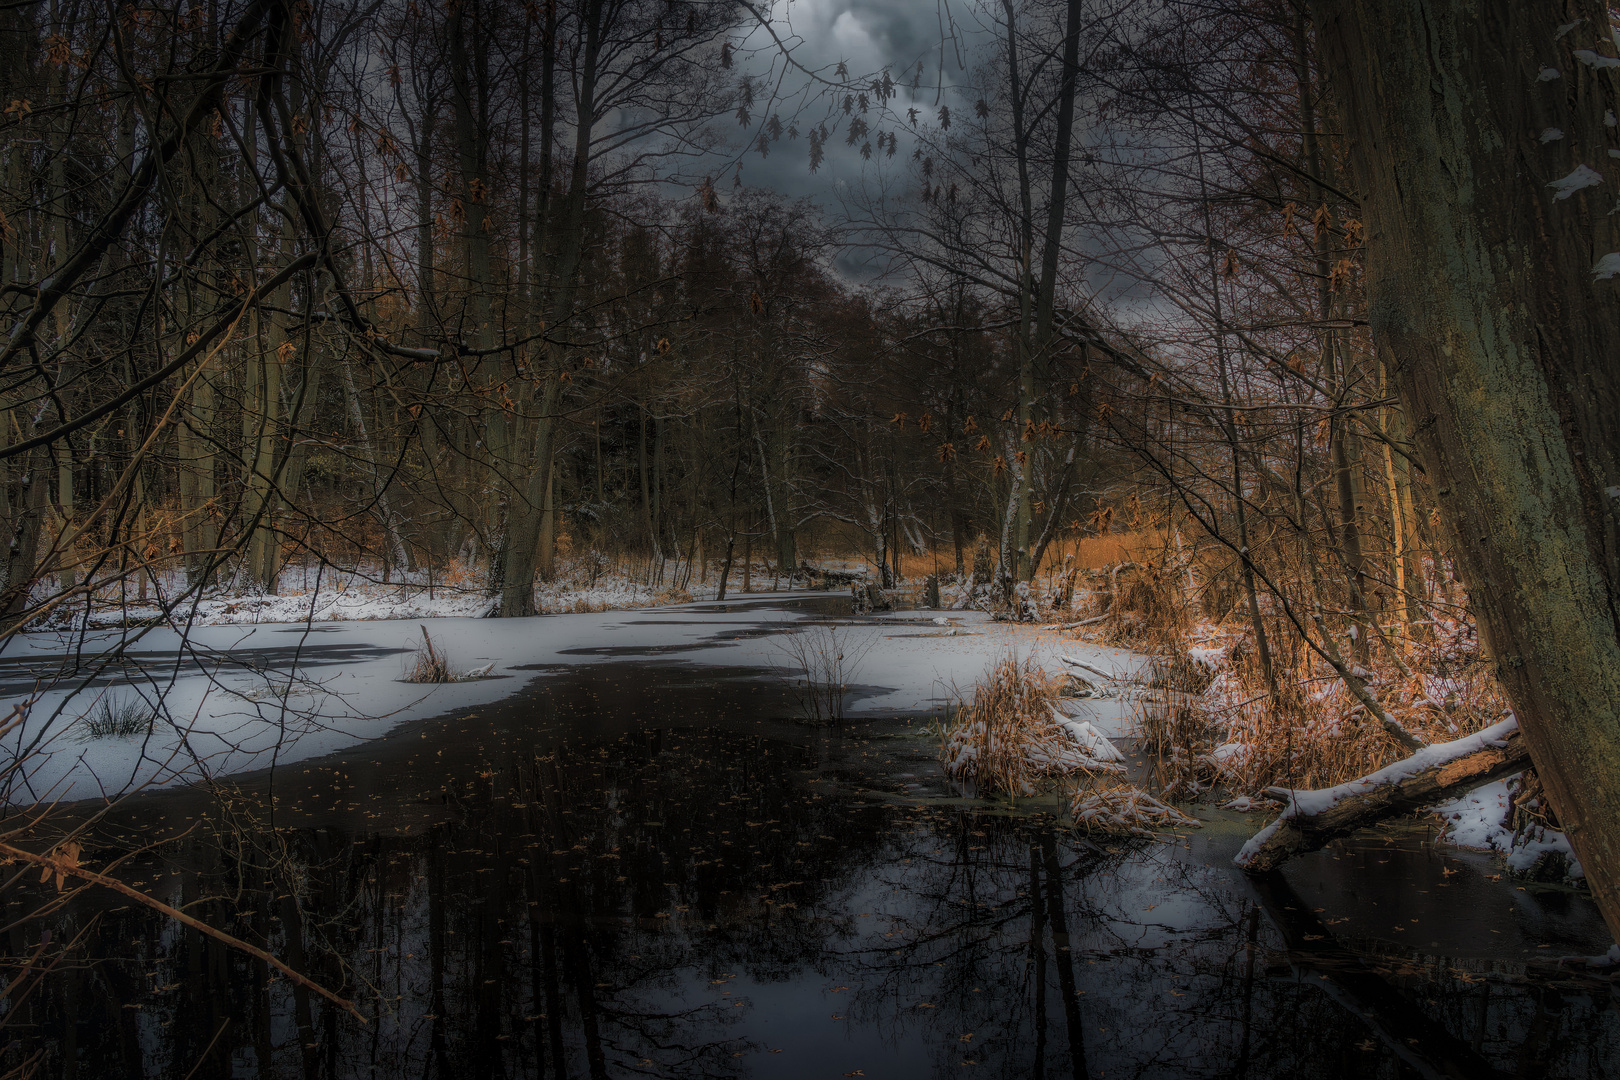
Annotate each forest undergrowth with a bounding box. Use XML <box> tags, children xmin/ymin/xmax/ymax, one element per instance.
<box><xmin>936</xmin><ymin>533</ymin><xmax>1576</xmax><ymax>880</ymax></box>
<box><xmin>1089</xmin><ymin>548</ymin><xmax>1575</xmax><ymax>880</ymax></box>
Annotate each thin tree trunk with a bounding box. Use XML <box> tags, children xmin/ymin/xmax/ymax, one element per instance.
<box><xmin>537</xmin><ymin>459</ymin><xmax>555</xmax><ymax>581</ymax></box>
<box><xmin>1009</xmin><ymin>0</ymin><xmax>1081</xmax><ymax>582</ymax></box>
<box><xmin>1197</xmin><ymin>130</ymin><xmax>1277</xmax><ymax>693</ymax></box>
<box><xmin>1294</xmin><ymin>10</ymin><xmax>1371</xmax><ymax>664</ymax></box>
<box><xmin>496</xmin><ymin>0</ymin><xmax>601</xmax><ymax>613</ymax></box>
<box><xmin>1378</xmin><ymin>362</ymin><xmax>1410</xmax><ymax>643</ymax></box>
<box><xmin>342</xmin><ymin>360</ymin><xmax>409</xmax><ymax>571</ymax></box>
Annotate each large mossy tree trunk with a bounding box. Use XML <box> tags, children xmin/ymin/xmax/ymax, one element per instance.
<box><xmin>1312</xmin><ymin>0</ymin><xmax>1620</xmax><ymax>937</ymax></box>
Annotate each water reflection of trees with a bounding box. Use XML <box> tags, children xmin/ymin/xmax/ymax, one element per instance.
<box><xmin>2</xmin><ymin>725</ymin><xmax>1616</xmax><ymax>1078</ymax></box>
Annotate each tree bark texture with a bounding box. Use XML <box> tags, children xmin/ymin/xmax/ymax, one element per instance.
<box><xmin>1313</xmin><ymin>0</ymin><xmax>1620</xmax><ymax>936</ymax></box>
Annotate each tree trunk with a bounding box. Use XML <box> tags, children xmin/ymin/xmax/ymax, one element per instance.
<box><xmin>1380</xmin><ymin>369</ymin><xmax>1429</xmax><ymax>635</ymax></box>
<box><xmin>48</xmin><ymin>47</ymin><xmax>75</xmax><ymax>595</ymax></box>
<box><xmin>341</xmin><ymin>360</ymin><xmax>409</xmax><ymax>572</ymax></box>
<box><xmin>494</xmin><ymin>0</ymin><xmax>600</xmax><ymax>612</ymax></box>
<box><xmin>639</xmin><ymin>405</ymin><xmax>662</xmax><ymax>565</ymax></box>
<box><xmin>178</xmin><ymin>361</ymin><xmax>217</xmax><ymax>588</ymax></box>
<box><xmin>537</xmin><ymin>459</ymin><xmax>556</xmax><ymax>581</ymax></box>
<box><xmin>447</xmin><ymin>2</ymin><xmax>504</xmax><ymax>577</ymax></box>
<box><xmin>1331</xmin><ymin>406</ymin><xmax>1373</xmax><ymax>664</ymax></box>
<box><xmin>1313</xmin><ymin>0</ymin><xmax>1620</xmax><ymax>937</ymax></box>
<box><xmin>1007</xmin><ymin>0</ymin><xmax>1081</xmax><ymax>582</ymax></box>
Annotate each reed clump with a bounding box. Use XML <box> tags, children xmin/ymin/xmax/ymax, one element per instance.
<box><xmin>1102</xmin><ymin>561</ymin><xmax>1191</xmax><ymax>650</ymax></box>
<box><xmin>941</xmin><ymin>656</ymin><xmax>1110</xmax><ymax>796</ymax></box>
<box><xmin>1193</xmin><ymin>624</ymin><xmax>1512</xmax><ymax>798</ymax></box>
<box><xmin>402</xmin><ymin>625</ymin><xmax>494</xmax><ymax>683</ymax></box>
<box><xmin>1087</xmin><ymin>541</ymin><xmax>1515</xmax><ymax>804</ymax></box>
<box><xmin>76</xmin><ymin>696</ymin><xmax>155</xmax><ymax>741</ymax></box>
<box><xmin>404</xmin><ymin>625</ymin><xmax>455</xmax><ymax>683</ymax></box>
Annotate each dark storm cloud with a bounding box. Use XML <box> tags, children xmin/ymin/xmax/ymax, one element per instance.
<box><xmin>721</xmin><ymin>0</ymin><xmax>971</xmax><ymax>205</ymax></box>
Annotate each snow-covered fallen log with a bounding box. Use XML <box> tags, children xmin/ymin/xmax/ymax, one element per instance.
<box><xmin>1055</xmin><ymin>614</ymin><xmax>1109</xmax><ymax>631</ymax></box>
<box><xmin>1061</xmin><ymin>654</ymin><xmax>1119</xmax><ymax>684</ymax></box>
<box><xmin>1235</xmin><ymin>717</ymin><xmax>1528</xmax><ymax>873</ymax></box>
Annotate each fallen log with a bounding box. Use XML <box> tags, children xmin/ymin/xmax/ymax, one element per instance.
<box><xmin>1055</xmin><ymin>614</ymin><xmax>1109</xmax><ymax>631</ymax></box>
<box><xmin>1060</xmin><ymin>654</ymin><xmax>1119</xmax><ymax>684</ymax></box>
<box><xmin>1235</xmin><ymin>717</ymin><xmax>1529</xmax><ymax>873</ymax></box>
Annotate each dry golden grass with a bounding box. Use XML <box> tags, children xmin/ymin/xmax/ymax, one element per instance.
<box><xmin>1131</xmin><ymin>608</ymin><xmax>1514</xmax><ymax>800</ymax></box>
<box><xmin>1056</xmin><ymin>530</ymin><xmax>1168</xmax><ymax>571</ymax></box>
<box><xmin>940</xmin><ymin>656</ymin><xmax>1106</xmax><ymax>796</ymax></box>
<box><xmin>1051</xmin><ymin>530</ymin><xmax>1514</xmax><ymax>801</ymax></box>
<box><xmin>1102</xmin><ymin>561</ymin><xmax>1193</xmax><ymax>649</ymax></box>
<box><xmin>1070</xmin><ymin>778</ymin><xmax>1201</xmax><ymax>835</ymax></box>
<box><xmin>869</xmin><ymin>530</ymin><xmax>1164</xmax><ymax>582</ymax></box>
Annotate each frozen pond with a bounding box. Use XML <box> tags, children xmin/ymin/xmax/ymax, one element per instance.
<box><xmin>2</xmin><ymin>599</ymin><xmax>1615</xmax><ymax>1077</ymax></box>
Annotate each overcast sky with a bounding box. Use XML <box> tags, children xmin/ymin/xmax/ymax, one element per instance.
<box><xmin>711</xmin><ymin>0</ymin><xmax>987</xmax><ymax>272</ymax></box>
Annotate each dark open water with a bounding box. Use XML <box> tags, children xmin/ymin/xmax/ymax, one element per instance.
<box><xmin>4</xmin><ymin>602</ymin><xmax>1616</xmax><ymax>1078</ymax></box>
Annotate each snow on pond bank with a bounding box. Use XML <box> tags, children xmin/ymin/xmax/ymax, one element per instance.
<box><xmin>1</xmin><ymin>595</ymin><xmax>1139</xmax><ymax>804</ymax></box>
<box><xmin>1434</xmin><ymin>780</ymin><xmax>1585</xmax><ymax>881</ymax></box>
<box><xmin>36</xmin><ymin>563</ymin><xmax>766</xmax><ymax>629</ymax></box>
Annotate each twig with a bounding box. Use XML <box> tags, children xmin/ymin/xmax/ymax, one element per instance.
<box><xmin>181</xmin><ymin>1018</ymin><xmax>233</xmax><ymax>1080</ymax></box>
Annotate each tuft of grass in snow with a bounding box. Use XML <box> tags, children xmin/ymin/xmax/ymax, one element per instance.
<box><xmin>941</xmin><ymin>656</ymin><xmax>1122</xmax><ymax>797</ymax></box>
<box><xmin>402</xmin><ymin>625</ymin><xmax>498</xmax><ymax>683</ymax></box>
<box><xmin>76</xmin><ymin>696</ymin><xmax>155</xmax><ymax>740</ymax></box>
<box><xmin>405</xmin><ymin>625</ymin><xmax>454</xmax><ymax>683</ymax></box>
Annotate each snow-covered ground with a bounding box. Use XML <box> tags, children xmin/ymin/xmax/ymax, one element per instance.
<box><xmin>1434</xmin><ymin>780</ymin><xmax>1584</xmax><ymax>880</ymax></box>
<box><xmin>1</xmin><ymin>594</ymin><xmax>1141</xmax><ymax>805</ymax></box>
<box><xmin>36</xmin><ymin>560</ymin><xmax>823</xmax><ymax>629</ymax></box>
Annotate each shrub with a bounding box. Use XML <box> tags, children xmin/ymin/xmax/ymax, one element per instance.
<box><xmin>774</xmin><ymin>622</ymin><xmax>877</xmax><ymax>721</ymax></box>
